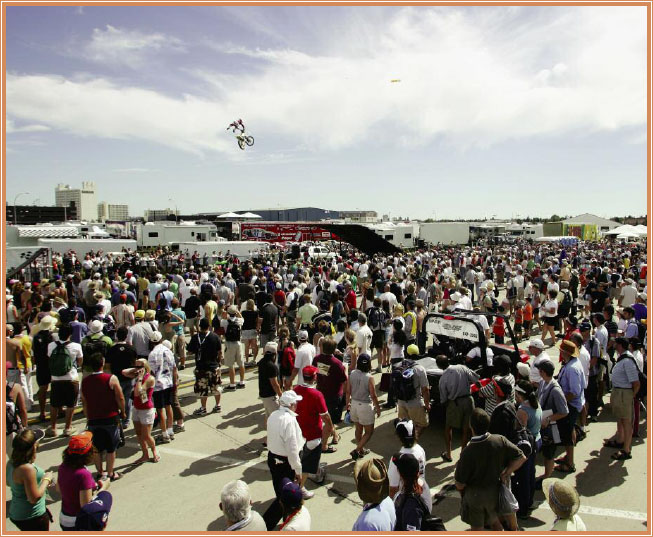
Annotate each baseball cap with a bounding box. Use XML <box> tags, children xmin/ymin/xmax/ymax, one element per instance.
<box><xmin>298</xmin><ymin>330</ymin><xmax>309</xmax><ymax>341</ymax></box>
<box><xmin>279</xmin><ymin>390</ymin><xmax>303</xmax><ymax>407</ymax></box>
<box><xmin>279</xmin><ymin>478</ymin><xmax>303</xmax><ymax>507</ymax></box>
<box><xmin>579</xmin><ymin>322</ymin><xmax>592</xmax><ymax>332</ymax></box>
<box><xmin>264</xmin><ymin>341</ymin><xmax>278</xmax><ymax>354</ymax></box>
<box><xmin>75</xmin><ymin>491</ymin><xmax>113</xmax><ymax>531</ymax></box>
<box><xmin>66</xmin><ymin>431</ymin><xmax>93</xmax><ymax>455</ymax></box>
<box><xmin>528</xmin><ymin>339</ymin><xmax>545</xmax><ymax>350</ymax></box>
<box><xmin>406</xmin><ymin>344</ymin><xmax>419</xmax><ymax>356</ymax></box>
<box><xmin>149</xmin><ymin>331</ymin><xmax>163</xmax><ymax>343</ymax></box>
<box><xmin>394</xmin><ymin>418</ymin><xmax>414</xmax><ymax>440</ymax></box>
<box><xmin>302</xmin><ymin>365</ymin><xmax>319</xmax><ymax>380</ymax></box>
<box><xmin>134</xmin><ymin>310</ymin><xmax>145</xmax><ymax>320</ymax></box>
<box><xmin>357</xmin><ymin>353</ymin><xmax>371</xmax><ymax>368</ymax></box>
<box><xmin>227</xmin><ymin>305</ymin><xmax>238</xmax><ymax>315</ymax></box>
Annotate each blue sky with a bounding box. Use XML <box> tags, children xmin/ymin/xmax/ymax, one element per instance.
<box><xmin>5</xmin><ymin>4</ymin><xmax>647</xmax><ymax>220</ymax></box>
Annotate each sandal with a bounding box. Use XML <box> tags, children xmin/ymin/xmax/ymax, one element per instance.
<box><xmin>554</xmin><ymin>462</ymin><xmax>576</xmax><ymax>473</ymax></box>
<box><xmin>441</xmin><ymin>451</ymin><xmax>453</xmax><ymax>463</ymax></box>
<box><xmin>611</xmin><ymin>450</ymin><xmax>632</xmax><ymax>461</ymax></box>
<box><xmin>604</xmin><ymin>439</ymin><xmax>624</xmax><ymax>449</ymax></box>
<box><xmin>151</xmin><ymin>454</ymin><xmax>161</xmax><ymax>463</ymax></box>
<box><xmin>322</xmin><ymin>446</ymin><xmax>337</xmax><ymax>454</ymax></box>
<box><xmin>330</xmin><ymin>436</ymin><xmax>340</xmax><ymax>445</ymax></box>
<box><xmin>109</xmin><ymin>472</ymin><xmax>122</xmax><ymax>481</ymax></box>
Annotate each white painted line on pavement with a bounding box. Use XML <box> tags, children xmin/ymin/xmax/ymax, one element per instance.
<box><xmin>125</xmin><ymin>443</ymin><xmax>647</xmax><ymax>521</ymax></box>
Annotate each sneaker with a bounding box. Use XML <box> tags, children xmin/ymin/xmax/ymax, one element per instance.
<box><xmin>157</xmin><ymin>435</ymin><xmax>171</xmax><ymax>444</ymax></box>
<box><xmin>63</xmin><ymin>428</ymin><xmax>76</xmax><ymax>437</ymax></box>
<box><xmin>212</xmin><ymin>405</ymin><xmax>222</xmax><ymax>413</ymax></box>
<box><xmin>223</xmin><ymin>385</ymin><xmax>236</xmax><ymax>392</ymax></box>
<box><xmin>311</xmin><ymin>463</ymin><xmax>327</xmax><ymax>484</ymax></box>
<box><xmin>168</xmin><ymin>432</ymin><xmax>175</xmax><ymax>441</ymax></box>
<box><xmin>350</xmin><ymin>449</ymin><xmax>360</xmax><ymax>461</ymax></box>
<box><xmin>301</xmin><ymin>487</ymin><xmax>315</xmax><ymax>500</ymax></box>
<box><xmin>178</xmin><ymin>365</ymin><xmax>185</xmax><ymax>371</ymax></box>
<box><xmin>193</xmin><ymin>407</ymin><xmax>208</xmax><ymax>416</ymax></box>
<box><xmin>174</xmin><ymin>423</ymin><xmax>185</xmax><ymax>433</ymax></box>
<box><xmin>121</xmin><ymin>421</ymin><xmax>130</xmax><ymax>430</ymax></box>
<box><xmin>46</xmin><ymin>427</ymin><xmax>59</xmax><ymax>438</ymax></box>
<box><xmin>383</xmin><ymin>402</ymin><xmax>396</xmax><ymax>409</ymax></box>
<box><xmin>375</xmin><ymin>366</ymin><xmax>382</xmax><ymax>373</ymax></box>
<box><xmin>236</xmin><ymin>382</ymin><xmax>246</xmax><ymax>389</ymax></box>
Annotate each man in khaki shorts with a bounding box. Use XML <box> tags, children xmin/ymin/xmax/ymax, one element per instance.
<box><xmin>395</xmin><ymin>345</ymin><xmax>430</xmax><ymax>440</ymax></box>
<box><xmin>220</xmin><ymin>306</ymin><xmax>245</xmax><ymax>391</ymax></box>
<box><xmin>258</xmin><ymin>342</ymin><xmax>282</xmax><ymax>426</ymax></box>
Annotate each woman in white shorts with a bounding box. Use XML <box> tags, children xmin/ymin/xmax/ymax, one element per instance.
<box><xmin>346</xmin><ymin>354</ymin><xmax>381</xmax><ymax>461</ymax></box>
<box><xmin>123</xmin><ymin>359</ymin><xmax>159</xmax><ymax>463</ymax></box>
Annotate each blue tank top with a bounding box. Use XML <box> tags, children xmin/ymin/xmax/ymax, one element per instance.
<box><xmin>519</xmin><ymin>403</ymin><xmax>542</xmax><ymax>442</ymax></box>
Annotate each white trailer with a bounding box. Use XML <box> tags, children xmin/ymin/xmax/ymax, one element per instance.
<box><xmin>366</xmin><ymin>223</ymin><xmax>417</xmax><ymax>249</ymax></box>
<box><xmin>173</xmin><ymin>241</ymin><xmax>269</xmax><ymax>260</ymax></box>
<box><xmin>37</xmin><ymin>238</ymin><xmax>137</xmax><ymax>255</ymax></box>
<box><xmin>419</xmin><ymin>223</ymin><xmax>470</xmax><ymax>245</ymax></box>
<box><xmin>136</xmin><ymin>222</ymin><xmax>218</xmax><ymax>248</ymax></box>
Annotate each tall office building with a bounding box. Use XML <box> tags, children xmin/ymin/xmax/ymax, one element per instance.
<box><xmin>55</xmin><ymin>182</ymin><xmax>98</xmax><ymax>221</ymax></box>
<box><xmin>98</xmin><ymin>202</ymin><xmax>129</xmax><ymax>221</ymax></box>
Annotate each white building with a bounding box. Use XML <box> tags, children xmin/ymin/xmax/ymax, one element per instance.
<box><xmin>563</xmin><ymin>213</ymin><xmax>621</xmax><ymax>233</ymax></box>
<box><xmin>144</xmin><ymin>208</ymin><xmax>179</xmax><ymax>222</ymax></box>
<box><xmin>55</xmin><ymin>182</ymin><xmax>98</xmax><ymax>221</ymax></box>
<box><xmin>98</xmin><ymin>202</ymin><xmax>129</xmax><ymax>222</ymax></box>
<box><xmin>136</xmin><ymin>222</ymin><xmax>218</xmax><ymax>248</ymax></box>
<box><xmin>419</xmin><ymin>222</ymin><xmax>471</xmax><ymax>245</ymax></box>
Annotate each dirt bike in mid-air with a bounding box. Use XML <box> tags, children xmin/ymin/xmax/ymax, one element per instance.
<box><xmin>227</xmin><ymin>120</ymin><xmax>254</xmax><ymax>150</ymax></box>
<box><xmin>235</xmin><ymin>132</ymin><xmax>254</xmax><ymax>150</ymax></box>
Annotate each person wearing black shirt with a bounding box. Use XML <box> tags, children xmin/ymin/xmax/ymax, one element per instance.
<box><xmin>258</xmin><ymin>296</ymin><xmax>279</xmax><ymax>349</ymax></box>
<box><xmin>590</xmin><ymin>282</ymin><xmax>609</xmax><ymax>314</ymax></box>
<box><xmin>258</xmin><ymin>342</ymin><xmax>282</xmax><ymax>434</ymax></box>
<box><xmin>187</xmin><ymin>319</ymin><xmax>222</xmax><ymax>415</ymax></box>
<box><xmin>183</xmin><ymin>288</ymin><xmax>202</xmax><ymax>337</ymax></box>
<box><xmin>106</xmin><ymin>327</ymin><xmax>138</xmax><ymax>428</ymax></box>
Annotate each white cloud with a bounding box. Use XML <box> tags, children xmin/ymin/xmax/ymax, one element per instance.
<box><xmin>82</xmin><ymin>25</ymin><xmax>185</xmax><ymax>68</ymax></box>
<box><xmin>6</xmin><ymin>6</ymin><xmax>646</xmax><ymax>155</ymax></box>
<box><xmin>6</xmin><ymin>119</ymin><xmax>51</xmax><ymax>134</ymax></box>
<box><xmin>112</xmin><ymin>167</ymin><xmax>157</xmax><ymax>173</ymax></box>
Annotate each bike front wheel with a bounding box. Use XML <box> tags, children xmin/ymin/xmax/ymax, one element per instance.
<box><xmin>237</xmin><ymin>138</ymin><xmax>246</xmax><ymax>150</ymax></box>
<box><xmin>245</xmin><ymin>136</ymin><xmax>254</xmax><ymax>147</ymax></box>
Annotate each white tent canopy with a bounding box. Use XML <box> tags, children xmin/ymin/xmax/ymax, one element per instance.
<box><xmin>635</xmin><ymin>224</ymin><xmax>647</xmax><ymax>234</ymax></box>
<box><xmin>616</xmin><ymin>232</ymin><xmax>643</xmax><ymax>240</ymax></box>
<box><xmin>603</xmin><ymin>224</ymin><xmax>646</xmax><ymax>236</ymax></box>
<box><xmin>216</xmin><ymin>212</ymin><xmax>241</xmax><ymax>219</ymax></box>
<box><xmin>238</xmin><ymin>212</ymin><xmax>262</xmax><ymax>219</ymax></box>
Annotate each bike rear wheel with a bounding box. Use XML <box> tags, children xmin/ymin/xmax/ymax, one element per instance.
<box><xmin>237</xmin><ymin>138</ymin><xmax>245</xmax><ymax>150</ymax></box>
<box><xmin>245</xmin><ymin>136</ymin><xmax>254</xmax><ymax>147</ymax></box>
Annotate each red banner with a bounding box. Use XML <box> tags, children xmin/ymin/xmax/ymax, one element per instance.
<box><xmin>240</xmin><ymin>222</ymin><xmax>338</xmax><ymax>243</ymax></box>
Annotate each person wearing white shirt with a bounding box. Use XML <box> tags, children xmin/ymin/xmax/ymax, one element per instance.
<box><xmin>458</xmin><ymin>289</ymin><xmax>473</xmax><ymax>310</ymax></box>
<box><xmin>379</xmin><ymin>286</ymin><xmax>398</xmax><ymax>311</ymax></box>
<box><xmin>356</xmin><ymin>314</ymin><xmax>373</xmax><ymax>358</ymax></box>
<box><xmin>527</xmin><ymin>339</ymin><xmax>552</xmax><ymax>384</ymax></box>
<box><xmin>287</xmin><ymin>332</ymin><xmax>316</xmax><ymax>389</ymax></box>
<box><xmin>47</xmin><ymin>324</ymin><xmax>84</xmax><ymax>437</ymax></box>
<box><xmin>619</xmin><ymin>279</ymin><xmax>638</xmax><ymax>307</ymax></box>
<box><xmin>264</xmin><ymin>391</ymin><xmax>305</xmax><ymax>530</ymax></box>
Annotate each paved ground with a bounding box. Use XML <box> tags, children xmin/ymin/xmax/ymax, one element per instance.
<box><xmin>6</xmin><ymin>344</ymin><xmax>648</xmax><ymax>532</ymax></box>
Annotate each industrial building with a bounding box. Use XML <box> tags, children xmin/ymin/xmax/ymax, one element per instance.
<box><xmin>144</xmin><ymin>208</ymin><xmax>180</xmax><ymax>222</ymax></box>
<box><xmin>6</xmin><ymin>203</ymin><xmax>77</xmax><ymax>225</ymax></box>
<box><xmin>98</xmin><ymin>202</ymin><xmax>129</xmax><ymax>222</ymax></box>
<box><xmin>562</xmin><ymin>213</ymin><xmax>622</xmax><ymax>233</ymax></box>
<box><xmin>55</xmin><ymin>182</ymin><xmax>98</xmax><ymax>221</ymax></box>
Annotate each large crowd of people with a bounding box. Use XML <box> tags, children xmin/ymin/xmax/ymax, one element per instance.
<box><xmin>5</xmin><ymin>236</ymin><xmax>647</xmax><ymax>531</ymax></box>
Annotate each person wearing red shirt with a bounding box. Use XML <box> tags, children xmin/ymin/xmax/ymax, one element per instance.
<box><xmin>294</xmin><ymin>365</ymin><xmax>334</xmax><ymax>500</ymax></box>
<box><xmin>343</xmin><ymin>281</ymin><xmax>357</xmax><ymax>313</ymax></box>
<box><xmin>312</xmin><ymin>338</ymin><xmax>347</xmax><ymax>445</ymax></box>
<box><xmin>492</xmin><ymin>309</ymin><xmax>506</xmax><ymax>344</ymax></box>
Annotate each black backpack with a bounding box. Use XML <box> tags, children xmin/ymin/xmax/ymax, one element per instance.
<box><xmin>395</xmin><ymin>492</ymin><xmax>446</xmax><ymax>531</ymax></box>
<box><xmin>558</xmin><ymin>290</ymin><xmax>572</xmax><ymax>318</ymax></box>
<box><xmin>367</xmin><ymin>307</ymin><xmax>385</xmax><ymax>332</ymax></box>
<box><xmin>288</xmin><ymin>291</ymin><xmax>299</xmax><ymax>312</ymax></box>
<box><xmin>225</xmin><ymin>320</ymin><xmax>241</xmax><ymax>342</ymax></box>
<box><xmin>392</xmin><ymin>360</ymin><xmax>417</xmax><ymax>401</ymax></box>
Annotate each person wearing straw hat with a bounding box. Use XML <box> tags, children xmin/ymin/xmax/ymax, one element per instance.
<box><xmin>542</xmin><ymin>478</ymin><xmax>586</xmax><ymax>530</ymax></box>
<box><xmin>553</xmin><ymin>340</ymin><xmax>584</xmax><ymax>474</ymax></box>
<box><xmin>352</xmin><ymin>457</ymin><xmax>395</xmax><ymax>531</ymax></box>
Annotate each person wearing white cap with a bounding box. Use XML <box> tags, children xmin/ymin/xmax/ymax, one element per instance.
<box><xmin>286</xmin><ymin>330</ymin><xmax>316</xmax><ymax>389</ymax></box>
<box><xmin>263</xmin><ymin>390</ymin><xmax>305</xmax><ymax>530</ymax></box>
<box><xmin>527</xmin><ymin>339</ymin><xmax>552</xmax><ymax>385</ymax></box>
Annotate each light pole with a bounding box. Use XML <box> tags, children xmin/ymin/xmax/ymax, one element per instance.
<box><xmin>13</xmin><ymin>192</ymin><xmax>29</xmax><ymax>224</ymax></box>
